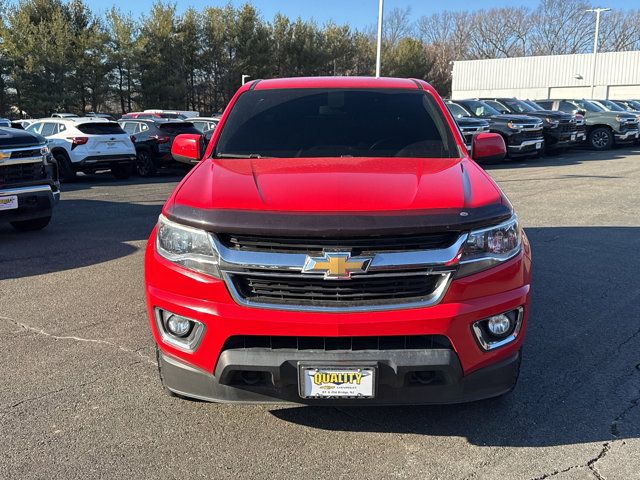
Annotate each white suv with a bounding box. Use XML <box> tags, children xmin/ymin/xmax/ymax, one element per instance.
<box><xmin>26</xmin><ymin>118</ymin><xmax>136</xmax><ymax>180</ymax></box>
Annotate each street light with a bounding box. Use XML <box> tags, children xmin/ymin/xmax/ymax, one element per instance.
<box><xmin>586</xmin><ymin>7</ymin><xmax>611</xmax><ymax>99</ymax></box>
<box><xmin>241</xmin><ymin>74</ymin><xmax>251</xmax><ymax>86</ymax></box>
<box><xmin>375</xmin><ymin>0</ymin><xmax>384</xmax><ymax>78</ymax></box>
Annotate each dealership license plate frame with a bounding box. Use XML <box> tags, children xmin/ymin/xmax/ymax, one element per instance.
<box><xmin>298</xmin><ymin>363</ymin><xmax>377</xmax><ymax>399</ymax></box>
<box><xmin>535</xmin><ymin>141</ymin><xmax>542</xmax><ymax>149</ymax></box>
<box><xmin>0</xmin><ymin>195</ymin><xmax>18</xmax><ymax>211</ymax></box>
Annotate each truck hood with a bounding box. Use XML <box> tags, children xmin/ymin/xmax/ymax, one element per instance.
<box><xmin>490</xmin><ymin>114</ymin><xmax>542</xmax><ymax>123</ymax></box>
<box><xmin>166</xmin><ymin>157</ymin><xmax>511</xmax><ymax>235</ymax></box>
<box><xmin>0</xmin><ymin>128</ymin><xmax>46</xmax><ymax>148</ymax></box>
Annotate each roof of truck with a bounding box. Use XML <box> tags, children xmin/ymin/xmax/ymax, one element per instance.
<box><xmin>249</xmin><ymin>76</ymin><xmax>427</xmax><ymax>91</ymax></box>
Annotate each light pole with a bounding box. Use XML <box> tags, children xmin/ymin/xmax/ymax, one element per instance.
<box><xmin>241</xmin><ymin>74</ymin><xmax>251</xmax><ymax>86</ymax></box>
<box><xmin>586</xmin><ymin>7</ymin><xmax>610</xmax><ymax>99</ymax></box>
<box><xmin>375</xmin><ymin>0</ymin><xmax>384</xmax><ymax>78</ymax></box>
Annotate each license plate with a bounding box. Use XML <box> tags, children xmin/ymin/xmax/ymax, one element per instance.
<box><xmin>0</xmin><ymin>195</ymin><xmax>18</xmax><ymax>211</ymax></box>
<box><xmin>106</xmin><ymin>141</ymin><xmax>116</xmax><ymax>148</ymax></box>
<box><xmin>571</xmin><ymin>134</ymin><xmax>576</xmax><ymax>141</ymax></box>
<box><xmin>535</xmin><ymin>142</ymin><xmax>542</xmax><ymax>149</ymax></box>
<box><xmin>299</xmin><ymin>366</ymin><xmax>375</xmax><ymax>399</ymax></box>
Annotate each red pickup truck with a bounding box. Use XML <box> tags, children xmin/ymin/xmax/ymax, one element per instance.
<box><xmin>145</xmin><ymin>77</ymin><xmax>531</xmax><ymax>404</ymax></box>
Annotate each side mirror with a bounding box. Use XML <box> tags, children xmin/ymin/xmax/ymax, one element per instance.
<box><xmin>171</xmin><ymin>133</ymin><xmax>203</xmax><ymax>164</ymax></box>
<box><xmin>471</xmin><ymin>132</ymin><xmax>506</xmax><ymax>163</ymax></box>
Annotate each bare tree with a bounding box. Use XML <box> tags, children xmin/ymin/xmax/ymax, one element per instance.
<box><xmin>529</xmin><ymin>0</ymin><xmax>593</xmax><ymax>55</ymax></box>
<box><xmin>383</xmin><ymin>7</ymin><xmax>414</xmax><ymax>48</ymax></box>
<box><xmin>468</xmin><ymin>8</ymin><xmax>531</xmax><ymax>59</ymax></box>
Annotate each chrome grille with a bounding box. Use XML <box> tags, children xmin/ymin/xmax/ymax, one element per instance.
<box><xmin>214</xmin><ymin>233</ymin><xmax>466</xmax><ymax>312</ymax></box>
<box><xmin>229</xmin><ymin>271</ymin><xmax>446</xmax><ymax>308</ymax></box>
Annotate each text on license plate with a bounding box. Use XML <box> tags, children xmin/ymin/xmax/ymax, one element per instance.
<box><xmin>535</xmin><ymin>142</ymin><xmax>542</xmax><ymax>149</ymax></box>
<box><xmin>0</xmin><ymin>195</ymin><xmax>18</xmax><ymax>211</ymax></box>
<box><xmin>300</xmin><ymin>366</ymin><xmax>375</xmax><ymax>398</ymax></box>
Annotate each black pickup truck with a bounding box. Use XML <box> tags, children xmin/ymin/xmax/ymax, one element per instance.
<box><xmin>446</xmin><ymin>100</ymin><xmax>544</xmax><ymax>158</ymax></box>
<box><xmin>445</xmin><ymin>102</ymin><xmax>491</xmax><ymax>153</ymax></box>
<box><xmin>481</xmin><ymin>98</ymin><xmax>578</xmax><ymax>152</ymax></box>
<box><xmin>0</xmin><ymin>127</ymin><xmax>59</xmax><ymax>231</ymax></box>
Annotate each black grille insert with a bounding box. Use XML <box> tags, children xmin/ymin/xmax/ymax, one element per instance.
<box><xmin>222</xmin><ymin>334</ymin><xmax>452</xmax><ymax>352</ymax></box>
<box><xmin>218</xmin><ymin>232</ymin><xmax>459</xmax><ymax>255</ymax></box>
<box><xmin>0</xmin><ymin>163</ymin><xmax>44</xmax><ymax>184</ymax></box>
<box><xmin>10</xmin><ymin>148</ymin><xmax>42</xmax><ymax>159</ymax></box>
<box><xmin>230</xmin><ymin>272</ymin><xmax>444</xmax><ymax>307</ymax></box>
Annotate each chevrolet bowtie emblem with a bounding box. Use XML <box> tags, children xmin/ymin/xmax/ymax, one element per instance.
<box><xmin>302</xmin><ymin>252</ymin><xmax>372</xmax><ymax>280</ymax></box>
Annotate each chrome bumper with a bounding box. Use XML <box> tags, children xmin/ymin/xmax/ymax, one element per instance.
<box><xmin>508</xmin><ymin>139</ymin><xmax>544</xmax><ymax>151</ymax></box>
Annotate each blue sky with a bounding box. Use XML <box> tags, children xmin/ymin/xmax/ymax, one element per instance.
<box><xmin>80</xmin><ymin>0</ymin><xmax>634</xmax><ymax>27</ymax></box>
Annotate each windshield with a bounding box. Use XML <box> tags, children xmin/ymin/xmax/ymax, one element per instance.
<box><xmin>458</xmin><ymin>100</ymin><xmax>501</xmax><ymax>117</ymax></box>
<box><xmin>446</xmin><ymin>102</ymin><xmax>469</xmax><ymax>118</ymax></box>
<box><xmin>504</xmin><ymin>99</ymin><xmax>535</xmax><ymax>113</ymax></box>
<box><xmin>575</xmin><ymin>100</ymin><xmax>604</xmax><ymax>112</ymax></box>
<box><xmin>627</xmin><ymin>100</ymin><xmax>640</xmax><ymax>110</ymax></box>
<box><xmin>523</xmin><ymin>100</ymin><xmax>544</xmax><ymax>111</ymax></box>
<box><xmin>215</xmin><ymin>89</ymin><xmax>458</xmax><ymax>158</ymax></box>
<box><xmin>597</xmin><ymin>100</ymin><xmax>625</xmax><ymax>112</ymax></box>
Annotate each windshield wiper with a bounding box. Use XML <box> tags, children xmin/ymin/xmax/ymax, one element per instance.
<box><xmin>216</xmin><ymin>153</ymin><xmax>271</xmax><ymax>159</ymax></box>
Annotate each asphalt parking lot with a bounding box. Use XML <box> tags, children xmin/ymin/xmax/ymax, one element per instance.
<box><xmin>1</xmin><ymin>147</ymin><xmax>639</xmax><ymax>480</ymax></box>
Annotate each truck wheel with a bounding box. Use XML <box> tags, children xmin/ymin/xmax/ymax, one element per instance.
<box><xmin>10</xmin><ymin>215</ymin><xmax>52</xmax><ymax>231</ymax></box>
<box><xmin>588</xmin><ymin>127</ymin><xmax>613</xmax><ymax>150</ymax></box>
<box><xmin>111</xmin><ymin>163</ymin><xmax>133</xmax><ymax>180</ymax></box>
<box><xmin>54</xmin><ymin>153</ymin><xmax>76</xmax><ymax>182</ymax></box>
<box><xmin>136</xmin><ymin>150</ymin><xmax>157</xmax><ymax>177</ymax></box>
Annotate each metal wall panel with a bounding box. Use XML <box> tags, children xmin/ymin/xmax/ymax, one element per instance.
<box><xmin>452</xmin><ymin>51</ymin><xmax>640</xmax><ymax>99</ymax></box>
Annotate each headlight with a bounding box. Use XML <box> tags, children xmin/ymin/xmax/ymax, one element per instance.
<box><xmin>506</xmin><ymin>121</ymin><xmax>521</xmax><ymax>131</ymax></box>
<box><xmin>40</xmin><ymin>145</ymin><xmax>50</xmax><ymax>156</ymax></box>
<box><xmin>615</xmin><ymin>115</ymin><xmax>627</xmax><ymax>123</ymax></box>
<box><xmin>456</xmin><ymin>215</ymin><xmax>522</xmax><ymax>277</ymax></box>
<box><xmin>156</xmin><ymin>214</ymin><xmax>221</xmax><ymax>277</ymax></box>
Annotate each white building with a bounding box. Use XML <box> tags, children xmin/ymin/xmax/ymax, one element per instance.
<box><xmin>451</xmin><ymin>50</ymin><xmax>640</xmax><ymax>100</ymax></box>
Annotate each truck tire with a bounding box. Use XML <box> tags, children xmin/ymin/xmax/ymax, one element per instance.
<box><xmin>111</xmin><ymin>163</ymin><xmax>133</xmax><ymax>180</ymax></box>
<box><xmin>10</xmin><ymin>215</ymin><xmax>52</xmax><ymax>231</ymax></box>
<box><xmin>54</xmin><ymin>152</ymin><xmax>76</xmax><ymax>182</ymax></box>
<box><xmin>136</xmin><ymin>149</ymin><xmax>157</xmax><ymax>177</ymax></box>
<box><xmin>588</xmin><ymin>127</ymin><xmax>613</xmax><ymax>150</ymax></box>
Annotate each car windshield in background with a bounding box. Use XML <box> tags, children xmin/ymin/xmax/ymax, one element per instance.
<box><xmin>523</xmin><ymin>100</ymin><xmax>544</xmax><ymax>111</ymax></box>
<box><xmin>76</xmin><ymin>123</ymin><xmax>126</xmax><ymax>135</ymax></box>
<box><xmin>215</xmin><ymin>89</ymin><xmax>458</xmax><ymax>159</ymax></box>
<box><xmin>598</xmin><ymin>100</ymin><xmax>625</xmax><ymax>112</ymax></box>
<box><xmin>504</xmin><ymin>99</ymin><xmax>534</xmax><ymax>113</ymax></box>
<box><xmin>158</xmin><ymin>122</ymin><xmax>200</xmax><ymax>135</ymax></box>
<box><xmin>627</xmin><ymin>100</ymin><xmax>640</xmax><ymax>110</ymax></box>
<box><xmin>446</xmin><ymin>102</ymin><xmax>469</xmax><ymax>118</ymax></box>
<box><xmin>575</xmin><ymin>100</ymin><xmax>603</xmax><ymax>112</ymax></box>
<box><xmin>459</xmin><ymin>100</ymin><xmax>501</xmax><ymax>117</ymax></box>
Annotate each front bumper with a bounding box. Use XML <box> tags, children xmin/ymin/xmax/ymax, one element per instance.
<box><xmin>145</xmin><ymin>228</ymin><xmax>532</xmax><ymax>404</ymax></box>
<box><xmin>614</xmin><ymin>129</ymin><xmax>639</xmax><ymax>142</ymax></box>
<box><xmin>507</xmin><ymin>139</ymin><xmax>544</xmax><ymax>154</ymax></box>
<box><xmin>159</xmin><ymin>347</ymin><xmax>521</xmax><ymax>405</ymax></box>
<box><xmin>0</xmin><ymin>185</ymin><xmax>58</xmax><ymax>222</ymax></box>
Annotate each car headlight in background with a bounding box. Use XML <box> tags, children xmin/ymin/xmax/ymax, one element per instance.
<box><xmin>456</xmin><ymin>215</ymin><xmax>522</xmax><ymax>277</ymax></box>
<box><xmin>506</xmin><ymin>121</ymin><xmax>521</xmax><ymax>131</ymax></box>
<box><xmin>156</xmin><ymin>214</ymin><xmax>221</xmax><ymax>278</ymax></box>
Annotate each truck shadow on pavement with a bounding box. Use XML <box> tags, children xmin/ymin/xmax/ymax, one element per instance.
<box><xmin>0</xmin><ymin>198</ymin><xmax>163</xmax><ymax>280</ymax></box>
<box><xmin>271</xmin><ymin>226</ymin><xmax>640</xmax><ymax>448</ymax></box>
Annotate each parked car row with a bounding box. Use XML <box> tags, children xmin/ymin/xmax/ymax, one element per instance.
<box><xmin>447</xmin><ymin>97</ymin><xmax>639</xmax><ymax>160</ymax></box>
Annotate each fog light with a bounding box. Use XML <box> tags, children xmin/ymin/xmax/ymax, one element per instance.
<box><xmin>166</xmin><ymin>314</ymin><xmax>192</xmax><ymax>337</ymax></box>
<box><xmin>472</xmin><ymin>307</ymin><xmax>524</xmax><ymax>351</ymax></box>
<box><xmin>487</xmin><ymin>314</ymin><xmax>512</xmax><ymax>337</ymax></box>
<box><xmin>154</xmin><ymin>308</ymin><xmax>205</xmax><ymax>352</ymax></box>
